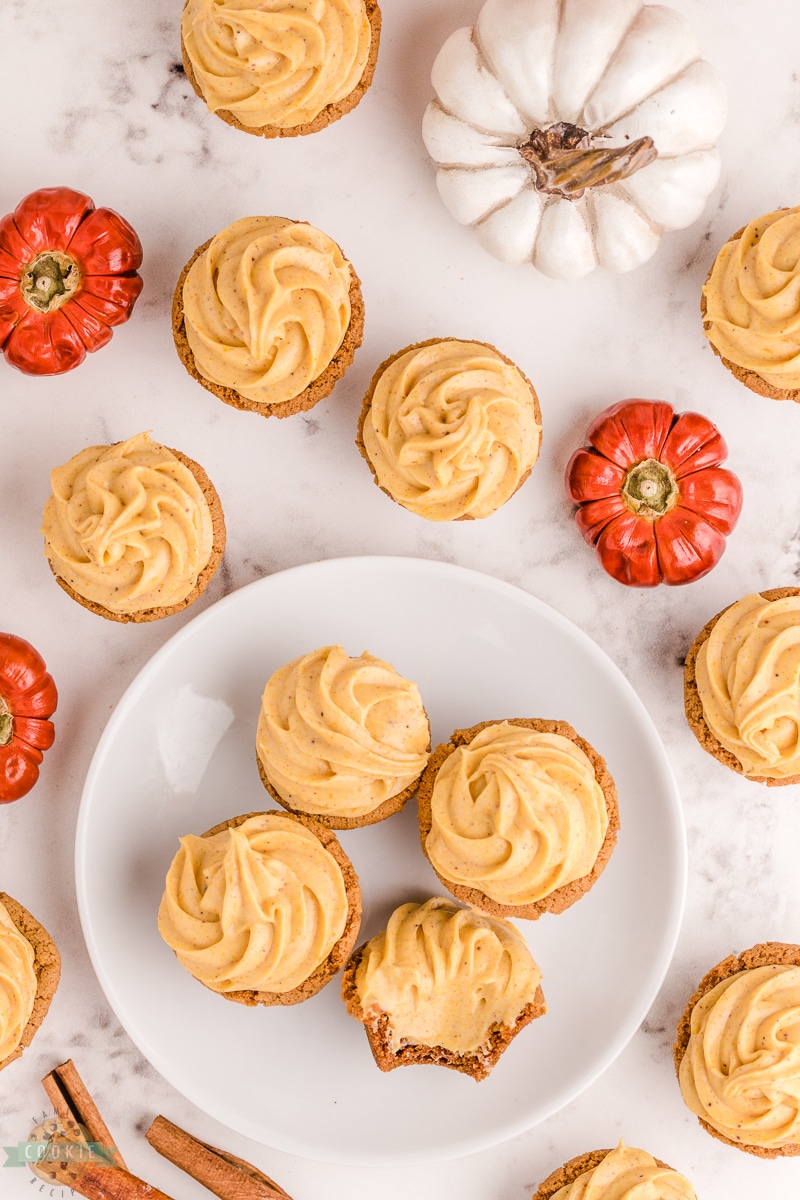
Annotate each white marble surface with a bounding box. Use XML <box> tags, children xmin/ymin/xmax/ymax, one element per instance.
<box><xmin>1</xmin><ymin>0</ymin><xmax>800</xmax><ymax>1197</ymax></box>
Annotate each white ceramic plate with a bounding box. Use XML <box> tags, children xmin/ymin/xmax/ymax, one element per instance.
<box><xmin>75</xmin><ymin>556</ymin><xmax>685</xmax><ymax>1165</ymax></box>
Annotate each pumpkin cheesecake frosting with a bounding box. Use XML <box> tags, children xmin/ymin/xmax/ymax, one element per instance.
<box><xmin>158</xmin><ymin>812</ymin><xmax>351</xmax><ymax>997</ymax></box>
<box><xmin>42</xmin><ymin>432</ymin><xmax>217</xmax><ymax>617</ymax></box>
<box><xmin>358</xmin><ymin>338</ymin><xmax>542</xmax><ymax>521</ymax></box>
<box><xmin>703</xmin><ymin>206</ymin><xmax>800</xmax><ymax>395</ymax></box>
<box><xmin>181</xmin><ymin>0</ymin><xmax>375</xmax><ymax>133</ymax></box>
<box><xmin>342</xmin><ymin>896</ymin><xmax>546</xmax><ymax>1078</ymax></box>
<box><xmin>418</xmin><ymin>719</ymin><xmax>618</xmax><ymax>919</ymax></box>
<box><xmin>0</xmin><ymin>899</ymin><xmax>37</xmax><ymax>1064</ymax></box>
<box><xmin>693</xmin><ymin>592</ymin><xmax>800</xmax><ymax>779</ymax></box>
<box><xmin>181</xmin><ymin>217</ymin><xmax>353</xmax><ymax>409</ymax></box>
<box><xmin>677</xmin><ymin>956</ymin><xmax>800</xmax><ymax>1152</ymax></box>
<box><xmin>535</xmin><ymin>1143</ymin><xmax>697</xmax><ymax>1200</ymax></box>
<box><xmin>256</xmin><ymin>644</ymin><xmax>430</xmax><ymax>826</ymax></box>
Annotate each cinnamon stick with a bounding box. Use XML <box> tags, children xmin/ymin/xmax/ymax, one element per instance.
<box><xmin>146</xmin><ymin>1114</ymin><xmax>293</xmax><ymax>1200</ymax></box>
<box><xmin>42</xmin><ymin>1058</ymin><xmax>127</xmax><ymax>1169</ymax></box>
<box><xmin>33</xmin><ymin>1129</ymin><xmax>174</xmax><ymax>1200</ymax></box>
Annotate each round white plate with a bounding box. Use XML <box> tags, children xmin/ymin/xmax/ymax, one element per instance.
<box><xmin>75</xmin><ymin>555</ymin><xmax>685</xmax><ymax>1165</ymax></box>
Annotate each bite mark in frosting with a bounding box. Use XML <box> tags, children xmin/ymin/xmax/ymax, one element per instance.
<box><xmin>425</xmin><ymin>722</ymin><xmax>609</xmax><ymax>905</ymax></box>
<box><xmin>361</xmin><ymin>340</ymin><xmax>541</xmax><ymax>520</ymax></box>
<box><xmin>256</xmin><ymin>644</ymin><xmax>430</xmax><ymax>818</ymax></box>
<box><xmin>353</xmin><ymin>897</ymin><xmax>542</xmax><ymax>1054</ymax></box>
<box><xmin>182</xmin><ymin>217</ymin><xmax>352</xmax><ymax>406</ymax></box>
<box><xmin>0</xmin><ymin>900</ymin><xmax>37</xmax><ymax>1064</ymax></box>
<box><xmin>695</xmin><ymin>592</ymin><xmax>800</xmax><ymax>778</ymax></box>
<box><xmin>678</xmin><ymin>964</ymin><xmax>800</xmax><ymax>1148</ymax></box>
<box><xmin>41</xmin><ymin>432</ymin><xmax>214</xmax><ymax>615</ymax></box>
<box><xmin>158</xmin><ymin>812</ymin><xmax>349</xmax><ymax>994</ymax></box>
<box><xmin>703</xmin><ymin>206</ymin><xmax>800</xmax><ymax>389</ymax></box>
<box><xmin>551</xmin><ymin>1142</ymin><xmax>697</xmax><ymax>1200</ymax></box>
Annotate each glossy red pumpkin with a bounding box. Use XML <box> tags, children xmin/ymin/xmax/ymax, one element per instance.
<box><xmin>0</xmin><ymin>186</ymin><xmax>143</xmax><ymax>375</ymax></box>
<box><xmin>0</xmin><ymin>634</ymin><xmax>57</xmax><ymax>802</ymax></box>
<box><xmin>565</xmin><ymin>399</ymin><xmax>743</xmax><ymax>587</ymax></box>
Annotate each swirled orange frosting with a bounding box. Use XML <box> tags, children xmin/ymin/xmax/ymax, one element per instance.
<box><xmin>256</xmin><ymin>645</ymin><xmax>429</xmax><ymax>818</ymax></box>
<box><xmin>0</xmin><ymin>900</ymin><xmax>37</xmax><ymax>1063</ymax></box>
<box><xmin>158</xmin><ymin>813</ymin><xmax>349</xmax><ymax>993</ymax></box>
<box><xmin>182</xmin><ymin>217</ymin><xmax>352</xmax><ymax>406</ymax></box>
<box><xmin>41</xmin><ymin>433</ymin><xmax>214</xmax><ymax>614</ymax></box>
<box><xmin>703</xmin><ymin>207</ymin><xmax>800</xmax><ymax>389</ymax></box>
<box><xmin>353</xmin><ymin>897</ymin><xmax>541</xmax><ymax>1053</ymax></box>
<box><xmin>361</xmin><ymin>340</ymin><xmax>541</xmax><ymax>520</ymax></box>
<box><xmin>679</xmin><ymin>964</ymin><xmax>800</xmax><ymax>1148</ymax></box>
<box><xmin>182</xmin><ymin>0</ymin><xmax>371</xmax><ymax>130</ymax></box>
<box><xmin>425</xmin><ymin>723</ymin><xmax>608</xmax><ymax>905</ymax></box>
<box><xmin>695</xmin><ymin>592</ymin><xmax>800</xmax><ymax>778</ymax></box>
<box><xmin>551</xmin><ymin>1142</ymin><xmax>696</xmax><ymax>1200</ymax></box>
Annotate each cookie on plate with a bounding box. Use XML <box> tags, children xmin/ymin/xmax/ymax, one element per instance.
<box><xmin>255</xmin><ymin>644</ymin><xmax>430</xmax><ymax>829</ymax></box>
<box><xmin>418</xmin><ymin>719</ymin><xmax>618</xmax><ymax>919</ymax></box>
<box><xmin>531</xmin><ymin>1142</ymin><xmax>697</xmax><ymax>1200</ymax></box>
<box><xmin>356</xmin><ymin>338</ymin><xmax>542</xmax><ymax>520</ymax></box>
<box><xmin>701</xmin><ymin>206</ymin><xmax>800</xmax><ymax>401</ymax></box>
<box><xmin>42</xmin><ymin>432</ymin><xmax>225</xmax><ymax>623</ymax></box>
<box><xmin>674</xmin><ymin>941</ymin><xmax>800</xmax><ymax>1157</ymax></box>
<box><xmin>0</xmin><ymin>893</ymin><xmax>60</xmax><ymax>1071</ymax></box>
<box><xmin>684</xmin><ymin>588</ymin><xmax>800</xmax><ymax>784</ymax></box>
<box><xmin>181</xmin><ymin>0</ymin><xmax>381</xmax><ymax>138</ymax></box>
<box><xmin>341</xmin><ymin>896</ymin><xmax>545</xmax><ymax>1080</ymax></box>
<box><xmin>173</xmin><ymin>216</ymin><xmax>364</xmax><ymax>418</ymax></box>
<box><xmin>158</xmin><ymin>810</ymin><xmax>361</xmax><ymax>1006</ymax></box>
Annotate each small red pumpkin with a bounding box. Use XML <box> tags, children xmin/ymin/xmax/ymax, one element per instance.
<box><xmin>0</xmin><ymin>187</ymin><xmax>143</xmax><ymax>375</ymax></box>
<box><xmin>0</xmin><ymin>634</ymin><xmax>57</xmax><ymax>802</ymax></box>
<box><xmin>565</xmin><ymin>399</ymin><xmax>743</xmax><ymax>587</ymax></box>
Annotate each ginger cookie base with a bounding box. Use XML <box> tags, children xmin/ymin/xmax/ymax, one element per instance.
<box><xmin>172</xmin><ymin>229</ymin><xmax>364</xmax><ymax>418</ymax></box>
<box><xmin>341</xmin><ymin>941</ymin><xmax>546</xmax><ymax>1082</ymax></box>
<box><xmin>701</xmin><ymin>222</ymin><xmax>800</xmax><ymax>404</ymax></box>
<box><xmin>255</xmin><ymin>751</ymin><xmax>428</xmax><ymax>831</ymax></box>
<box><xmin>417</xmin><ymin>718</ymin><xmax>619</xmax><ymax>920</ymax></box>
<box><xmin>0</xmin><ymin>893</ymin><xmax>61</xmax><ymax>1071</ymax></box>
<box><xmin>531</xmin><ymin>1149</ymin><xmax>676</xmax><ymax>1200</ymax></box>
<box><xmin>47</xmin><ymin>446</ymin><xmax>226</xmax><ymax>624</ymax></box>
<box><xmin>355</xmin><ymin>337</ymin><xmax>542</xmax><ymax>521</ymax></box>
<box><xmin>674</xmin><ymin>941</ymin><xmax>800</xmax><ymax>1158</ymax></box>
<box><xmin>683</xmin><ymin>586</ymin><xmax>800</xmax><ymax>786</ymax></box>
<box><xmin>181</xmin><ymin>0</ymin><xmax>381</xmax><ymax>139</ymax></box>
<box><xmin>192</xmin><ymin>810</ymin><xmax>362</xmax><ymax>1007</ymax></box>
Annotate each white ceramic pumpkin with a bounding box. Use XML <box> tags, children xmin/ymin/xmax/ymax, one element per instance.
<box><xmin>422</xmin><ymin>0</ymin><xmax>726</xmax><ymax>279</ymax></box>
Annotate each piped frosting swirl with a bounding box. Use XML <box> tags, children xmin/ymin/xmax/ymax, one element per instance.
<box><xmin>41</xmin><ymin>432</ymin><xmax>214</xmax><ymax>615</ymax></box>
<box><xmin>182</xmin><ymin>217</ymin><xmax>352</xmax><ymax>407</ymax></box>
<box><xmin>182</xmin><ymin>0</ymin><xmax>372</xmax><ymax>130</ymax></box>
<box><xmin>551</xmin><ymin>1142</ymin><xmax>697</xmax><ymax>1200</ymax></box>
<box><xmin>0</xmin><ymin>900</ymin><xmax>37</xmax><ymax>1064</ymax></box>
<box><xmin>158</xmin><ymin>812</ymin><xmax>350</xmax><ymax>994</ymax></box>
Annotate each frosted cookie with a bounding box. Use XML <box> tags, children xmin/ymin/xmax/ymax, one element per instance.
<box><xmin>674</xmin><ymin>942</ymin><xmax>800</xmax><ymax>1157</ymax></box>
<box><xmin>531</xmin><ymin>1142</ymin><xmax>697</xmax><ymax>1200</ymax></box>
<box><xmin>356</xmin><ymin>338</ymin><xmax>542</xmax><ymax>520</ymax></box>
<box><xmin>341</xmin><ymin>896</ymin><xmax>545</xmax><ymax>1080</ymax></box>
<box><xmin>158</xmin><ymin>810</ymin><xmax>361</xmax><ymax>1006</ymax></box>
<box><xmin>0</xmin><ymin>893</ymin><xmax>60</xmax><ymax>1071</ymax></box>
<box><xmin>418</xmin><ymin>719</ymin><xmax>618</xmax><ymax>919</ymax></box>
<box><xmin>255</xmin><ymin>644</ymin><xmax>430</xmax><ymax>829</ymax></box>
<box><xmin>684</xmin><ymin>588</ymin><xmax>800</xmax><ymax>785</ymax></box>
<box><xmin>702</xmin><ymin>207</ymin><xmax>800</xmax><ymax>401</ymax></box>
<box><xmin>42</xmin><ymin>432</ymin><xmax>225</xmax><ymax>623</ymax></box>
<box><xmin>173</xmin><ymin>216</ymin><xmax>364</xmax><ymax>418</ymax></box>
<box><xmin>181</xmin><ymin>0</ymin><xmax>381</xmax><ymax>138</ymax></box>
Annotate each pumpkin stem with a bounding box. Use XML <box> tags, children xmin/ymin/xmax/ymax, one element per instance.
<box><xmin>519</xmin><ymin>122</ymin><xmax>657</xmax><ymax>200</ymax></box>
<box><xmin>622</xmin><ymin>458</ymin><xmax>678</xmax><ymax>519</ymax></box>
<box><xmin>20</xmin><ymin>250</ymin><xmax>81</xmax><ymax>314</ymax></box>
<box><xmin>0</xmin><ymin>712</ymin><xmax>12</xmax><ymax>747</ymax></box>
